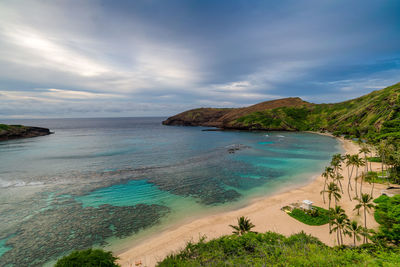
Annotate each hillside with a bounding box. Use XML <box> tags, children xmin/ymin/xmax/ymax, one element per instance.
<box><xmin>0</xmin><ymin>124</ymin><xmax>52</xmax><ymax>141</ymax></box>
<box><xmin>163</xmin><ymin>83</ymin><xmax>400</xmax><ymax>142</ymax></box>
<box><xmin>162</xmin><ymin>97</ymin><xmax>311</xmax><ymax>127</ymax></box>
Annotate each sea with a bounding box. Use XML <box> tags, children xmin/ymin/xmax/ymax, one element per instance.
<box><xmin>0</xmin><ymin>117</ymin><xmax>342</xmax><ymax>266</ymax></box>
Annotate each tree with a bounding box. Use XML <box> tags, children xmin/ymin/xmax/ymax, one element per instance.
<box><xmin>352</xmin><ymin>155</ymin><xmax>365</xmax><ymax>197</ymax></box>
<box><xmin>359</xmin><ymin>146</ymin><xmax>370</xmax><ymax>173</ymax></box>
<box><xmin>55</xmin><ymin>249</ymin><xmax>120</xmax><ymax>267</ymax></box>
<box><xmin>346</xmin><ymin>220</ymin><xmax>363</xmax><ymax>246</ymax></box>
<box><xmin>321</xmin><ymin>166</ymin><xmax>334</xmax><ymax>204</ymax></box>
<box><xmin>330</xmin><ymin>206</ymin><xmax>349</xmax><ymax>246</ymax></box>
<box><xmin>333</xmin><ymin>173</ymin><xmax>345</xmax><ymax>195</ymax></box>
<box><xmin>345</xmin><ymin>154</ymin><xmax>354</xmax><ymax>200</ymax></box>
<box><xmin>331</xmin><ymin>154</ymin><xmax>344</xmax><ymax>192</ymax></box>
<box><xmin>354</xmin><ymin>193</ymin><xmax>374</xmax><ymax>244</ymax></box>
<box><xmin>229</xmin><ymin>216</ymin><xmax>255</xmax><ymax>236</ymax></box>
<box><xmin>321</xmin><ymin>182</ymin><xmax>341</xmax><ymax>231</ymax></box>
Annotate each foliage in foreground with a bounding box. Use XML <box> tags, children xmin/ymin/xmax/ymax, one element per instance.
<box><xmin>288</xmin><ymin>206</ymin><xmax>330</xmax><ymax>225</ymax></box>
<box><xmin>55</xmin><ymin>248</ymin><xmax>120</xmax><ymax>267</ymax></box>
<box><xmin>374</xmin><ymin>194</ymin><xmax>400</xmax><ymax>245</ymax></box>
<box><xmin>157</xmin><ymin>231</ymin><xmax>400</xmax><ymax>266</ymax></box>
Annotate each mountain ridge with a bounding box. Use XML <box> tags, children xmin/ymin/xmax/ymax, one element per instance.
<box><xmin>163</xmin><ymin>82</ymin><xmax>400</xmax><ymax>142</ymax></box>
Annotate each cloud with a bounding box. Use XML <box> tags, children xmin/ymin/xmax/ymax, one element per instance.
<box><xmin>0</xmin><ymin>0</ymin><xmax>399</xmax><ymax>117</ymax></box>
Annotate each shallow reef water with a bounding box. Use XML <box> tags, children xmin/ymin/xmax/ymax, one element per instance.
<box><xmin>0</xmin><ymin>117</ymin><xmax>341</xmax><ymax>265</ymax></box>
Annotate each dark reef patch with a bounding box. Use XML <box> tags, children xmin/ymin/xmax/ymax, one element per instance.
<box><xmin>0</xmin><ymin>198</ymin><xmax>169</xmax><ymax>267</ymax></box>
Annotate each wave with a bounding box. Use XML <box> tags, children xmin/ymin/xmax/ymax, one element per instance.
<box><xmin>0</xmin><ymin>179</ymin><xmax>44</xmax><ymax>188</ymax></box>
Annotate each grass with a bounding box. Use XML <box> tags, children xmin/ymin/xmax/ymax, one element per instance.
<box><xmin>0</xmin><ymin>124</ymin><xmax>10</xmax><ymax>131</ymax></box>
<box><xmin>287</xmin><ymin>206</ymin><xmax>330</xmax><ymax>226</ymax></box>
<box><xmin>365</xmin><ymin>171</ymin><xmax>391</xmax><ymax>184</ymax></box>
<box><xmin>368</xmin><ymin>157</ymin><xmax>382</xmax><ymax>163</ymax></box>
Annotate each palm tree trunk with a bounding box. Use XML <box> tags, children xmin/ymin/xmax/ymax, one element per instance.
<box><xmin>353</xmin><ymin>234</ymin><xmax>356</xmax><ymax>246</ymax></box>
<box><xmin>369</xmin><ymin>153</ymin><xmax>372</xmax><ymax>171</ymax></box>
<box><xmin>322</xmin><ymin>180</ymin><xmax>326</xmax><ymax>204</ymax></box>
<box><xmin>364</xmin><ymin>207</ymin><xmax>367</xmax><ymax>244</ymax></box>
<box><xmin>349</xmin><ymin>166</ymin><xmax>354</xmax><ymax>191</ymax></box>
<box><xmin>338</xmin><ymin>179</ymin><xmax>344</xmax><ymax>194</ymax></box>
<box><xmin>328</xmin><ymin>197</ymin><xmax>331</xmax><ymax>232</ymax></box>
<box><xmin>337</xmin><ymin>229</ymin><xmax>340</xmax><ymax>246</ymax></box>
<box><xmin>354</xmin><ymin>168</ymin><xmax>359</xmax><ymax>198</ymax></box>
<box><xmin>360</xmin><ymin>174</ymin><xmax>363</xmax><ymax>195</ymax></box>
<box><xmin>370</xmin><ymin>179</ymin><xmax>375</xmax><ymax>197</ymax></box>
<box><xmin>339</xmin><ymin>228</ymin><xmax>343</xmax><ymax>246</ymax></box>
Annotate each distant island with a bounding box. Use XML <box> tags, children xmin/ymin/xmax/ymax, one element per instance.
<box><xmin>0</xmin><ymin>124</ymin><xmax>52</xmax><ymax>141</ymax></box>
<box><xmin>163</xmin><ymin>82</ymin><xmax>400</xmax><ymax>144</ymax></box>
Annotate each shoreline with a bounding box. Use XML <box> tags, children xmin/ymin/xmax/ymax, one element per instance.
<box><xmin>117</xmin><ymin>134</ymin><xmax>385</xmax><ymax>267</ymax></box>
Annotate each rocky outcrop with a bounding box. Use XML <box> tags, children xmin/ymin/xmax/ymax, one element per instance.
<box><xmin>0</xmin><ymin>124</ymin><xmax>52</xmax><ymax>141</ymax></box>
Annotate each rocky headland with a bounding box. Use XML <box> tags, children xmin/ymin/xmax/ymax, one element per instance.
<box><xmin>0</xmin><ymin>124</ymin><xmax>52</xmax><ymax>141</ymax></box>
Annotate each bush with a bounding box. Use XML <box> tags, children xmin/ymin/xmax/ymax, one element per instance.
<box><xmin>55</xmin><ymin>248</ymin><xmax>120</xmax><ymax>267</ymax></box>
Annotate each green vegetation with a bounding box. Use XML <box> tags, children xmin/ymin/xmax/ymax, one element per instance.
<box><xmin>233</xmin><ymin>82</ymin><xmax>400</xmax><ymax>143</ymax></box>
<box><xmin>55</xmin><ymin>248</ymin><xmax>120</xmax><ymax>267</ymax></box>
<box><xmin>368</xmin><ymin>157</ymin><xmax>382</xmax><ymax>162</ymax></box>
<box><xmin>229</xmin><ymin>216</ymin><xmax>255</xmax><ymax>235</ymax></box>
<box><xmin>157</xmin><ymin>231</ymin><xmax>400</xmax><ymax>266</ymax></box>
<box><xmin>288</xmin><ymin>206</ymin><xmax>330</xmax><ymax>226</ymax></box>
<box><xmin>0</xmin><ymin>124</ymin><xmax>10</xmax><ymax>131</ymax></box>
<box><xmin>365</xmin><ymin>171</ymin><xmax>392</xmax><ymax>185</ymax></box>
<box><xmin>374</xmin><ymin>195</ymin><xmax>400</xmax><ymax>245</ymax></box>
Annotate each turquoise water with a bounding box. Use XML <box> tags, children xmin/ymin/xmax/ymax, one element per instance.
<box><xmin>0</xmin><ymin>117</ymin><xmax>341</xmax><ymax>266</ymax></box>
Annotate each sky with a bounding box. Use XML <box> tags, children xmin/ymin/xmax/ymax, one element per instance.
<box><xmin>0</xmin><ymin>0</ymin><xmax>400</xmax><ymax>118</ymax></box>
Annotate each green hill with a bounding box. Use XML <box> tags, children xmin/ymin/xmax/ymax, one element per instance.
<box><xmin>163</xmin><ymin>82</ymin><xmax>400</xmax><ymax>143</ymax></box>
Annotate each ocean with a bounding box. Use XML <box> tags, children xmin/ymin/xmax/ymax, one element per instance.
<box><xmin>0</xmin><ymin>117</ymin><xmax>341</xmax><ymax>266</ymax></box>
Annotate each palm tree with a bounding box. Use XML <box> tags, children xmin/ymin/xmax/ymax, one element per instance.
<box><xmin>346</xmin><ymin>220</ymin><xmax>363</xmax><ymax>246</ymax></box>
<box><xmin>321</xmin><ymin>166</ymin><xmax>334</xmax><ymax>204</ymax></box>
<box><xmin>354</xmin><ymin>193</ymin><xmax>375</xmax><ymax>244</ymax></box>
<box><xmin>334</xmin><ymin>173</ymin><xmax>345</xmax><ymax>194</ymax></box>
<box><xmin>321</xmin><ymin>182</ymin><xmax>341</xmax><ymax>209</ymax></box>
<box><xmin>353</xmin><ymin>155</ymin><xmax>365</xmax><ymax>198</ymax></box>
<box><xmin>359</xmin><ymin>171</ymin><xmax>366</xmax><ymax>195</ymax></box>
<box><xmin>321</xmin><ymin>182</ymin><xmax>341</xmax><ymax>231</ymax></box>
<box><xmin>229</xmin><ymin>216</ymin><xmax>255</xmax><ymax>236</ymax></box>
<box><xmin>345</xmin><ymin>154</ymin><xmax>355</xmax><ymax>200</ymax></box>
<box><xmin>331</xmin><ymin>154</ymin><xmax>344</xmax><ymax>191</ymax></box>
<box><xmin>359</xmin><ymin>146</ymin><xmax>370</xmax><ymax>173</ymax></box>
<box><xmin>330</xmin><ymin>206</ymin><xmax>349</xmax><ymax>246</ymax></box>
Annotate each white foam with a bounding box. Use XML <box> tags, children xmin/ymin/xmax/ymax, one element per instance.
<box><xmin>0</xmin><ymin>179</ymin><xmax>44</xmax><ymax>188</ymax></box>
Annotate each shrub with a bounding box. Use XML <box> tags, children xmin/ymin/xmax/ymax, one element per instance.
<box><xmin>55</xmin><ymin>248</ymin><xmax>120</xmax><ymax>267</ymax></box>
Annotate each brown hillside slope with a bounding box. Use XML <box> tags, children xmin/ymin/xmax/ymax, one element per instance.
<box><xmin>162</xmin><ymin>97</ymin><xmax>311</xmax><ymax>127</ymax></box>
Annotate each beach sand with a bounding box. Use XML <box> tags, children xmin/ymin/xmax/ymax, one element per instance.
<box><xmin>117</xmin><ymin>135</ymin><xmax>386</xmax><ymax>267</ymax></box>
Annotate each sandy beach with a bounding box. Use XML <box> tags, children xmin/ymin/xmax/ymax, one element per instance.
<box><xmin>117</xmin><ymin>135</ymin><xmax>386</xmax><ymax>267</ymax></box>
